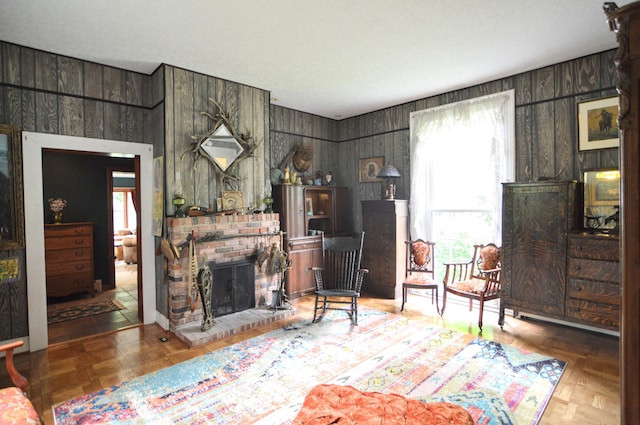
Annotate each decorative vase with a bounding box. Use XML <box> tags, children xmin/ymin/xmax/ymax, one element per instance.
<box><xmin>53</xmin><ymin>211</ymin><xmax>63</xmax><ymax>224</ymax></box>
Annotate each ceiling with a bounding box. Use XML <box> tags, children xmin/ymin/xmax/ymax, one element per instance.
<box><xmin>0</xmin><ymin>0</ymin><xmax>630</xmax><ymax>119</ymax></box>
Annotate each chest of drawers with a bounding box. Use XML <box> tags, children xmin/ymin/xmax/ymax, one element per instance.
<box><xmin>566</xmin><ymin>232</ymin><xmax>620</xmax><ymax>330</ymax></box>
<box><xmin>45</xmin><ymin>222</ymin><xmax>95</xmax><ymax>298</ymax></box>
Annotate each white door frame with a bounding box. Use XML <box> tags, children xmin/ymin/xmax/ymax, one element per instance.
<box><xmin>23</xmin><ymin>132</ymin><xmax>157</xmax><ymax>352</ymax></box>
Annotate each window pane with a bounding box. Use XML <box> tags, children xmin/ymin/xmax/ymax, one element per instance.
<box><xmin>126</xmin><ymin>192</ymin><xmax>136</xmax><ymax>230</ymax></box>
<box><xmin>113</xmin><ymin>192</ymin><xmax>125</xmax><ymax>232</ymax></box>
<box><xmin>432</xmin><ymin>210</ymin><xmax>493</xmax><ymax>283</ymax></box>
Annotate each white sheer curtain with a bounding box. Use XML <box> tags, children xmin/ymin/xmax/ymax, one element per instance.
<box><xmin>409</xmin><ymin>90</ymin><xmax>515</xmax><ymax>245</ymax></box>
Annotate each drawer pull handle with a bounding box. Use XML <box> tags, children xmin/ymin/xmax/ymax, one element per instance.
<box><xmin>75</xmin><ymin>252</ymin><xmax>85</xmax><ymax>257</ymax></box>
<box><xmin>74</xmin><ymin>239</ymin><xmax>84</xmax><ymax>245</ymax></box>
<box><xmin>574</xmin><ymin>266</ymin><xmax>581</xmax><ymax>271</ymax></box>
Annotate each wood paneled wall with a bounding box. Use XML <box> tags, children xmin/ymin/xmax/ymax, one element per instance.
<box><xmin>0</xmin><ymin>41</ymin><xmax>154</xmax><ymax>341</ymax></box>
<box><xmin>269</xmin><ymin>50</ymin><xmax>619</xmax><ymax>235</ymax></box>
<box><xmin>164</xmin><ymin>65</ymin><xmax>270</xmax><ymax>212</ymax></box>
<box><xmin>269</xmin><ymin>105</ymin><xmax>338</xmax><ymax>178</ymax></box>
<box><xmin>340</xmin><ymin>49</ymin><xmax>620</xmax><ymax>232</ymax></box>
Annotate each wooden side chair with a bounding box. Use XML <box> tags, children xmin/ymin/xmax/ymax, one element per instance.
<box><xmin>441</xmin><ymin>243</ymin><xmax>501</xmax><ymax>330</ymax></box>
<box><xmin>0</xmin><ymin>340</ymin><xmax>42</xmax><ymax>424</ymax></box>
<box><xmin>312</xmin><ymin>232</ymin><xmax>368</xmax><ymax>325</ymax></box>
<box><xmin>400</xmin><ymin>239</ymin><xmax>439</xmax><ymax>314</ymax></box>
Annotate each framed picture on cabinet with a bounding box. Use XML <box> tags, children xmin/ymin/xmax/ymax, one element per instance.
<box><xmin>359</xmin><ymin>156</ymin><xmax>384</xmax><ymax>183</ymax></box>
<box><xmin>0</xmin><ymin>124</ymin><xmax>25</xmax><ymax>250</ymax></box>
<box><xmin>577</xmin><ymin>96</ymin><xmax>619</xmax><ymax>151</ymax></box>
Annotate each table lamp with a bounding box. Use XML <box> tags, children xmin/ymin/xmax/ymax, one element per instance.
<box><xmin>377</xmin><ymin>165</ymin><xmax>401</xmax><ymax>200</ymax></box>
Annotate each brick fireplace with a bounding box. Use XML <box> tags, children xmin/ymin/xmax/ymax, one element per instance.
<box><xmin>166</xmin><ymin>213</ymin><xmax>295</xmax><ymax>346</ymax></box>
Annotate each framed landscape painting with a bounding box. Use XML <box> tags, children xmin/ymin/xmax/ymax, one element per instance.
<box><xmin>578</xmin><ymin>96</ymin><xmax>619</xmax><ymax>151</ymax></box>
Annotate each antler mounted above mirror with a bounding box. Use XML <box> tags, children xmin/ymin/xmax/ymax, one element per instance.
<box><xmin>191</xmin><ymin>98</ymin><xmax>261</xmax><ymax>188</ymax></box>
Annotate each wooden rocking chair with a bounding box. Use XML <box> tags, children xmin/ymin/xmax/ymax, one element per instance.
<box><xmin>312</xmin><ymin>232</ymin><xmax>368</xmax><ymax>325</ymax></box>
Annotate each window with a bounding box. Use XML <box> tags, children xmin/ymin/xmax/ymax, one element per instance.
<box><xmin>113</xmin><ymin>189</ymin><xmax>136</xmax><ymax>231</ymax></box>
<box><xmin>409</xmin><ymin>90</ymin><xmax>515</xmax><ymax>274</ymax></box>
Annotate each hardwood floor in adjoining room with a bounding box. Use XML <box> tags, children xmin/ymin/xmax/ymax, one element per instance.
<box><xmin>3</xmin><ymin>294</ymin><xmax>620</xmax><ymax>425</ymax></box>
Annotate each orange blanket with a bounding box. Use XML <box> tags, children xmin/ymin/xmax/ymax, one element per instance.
<box><xmin>292</xmin><ymin>384</ymin><xmax>474</xmax><ymax>425</ymax></box>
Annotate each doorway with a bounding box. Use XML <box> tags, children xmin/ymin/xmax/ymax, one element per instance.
<box><xmin>23</xmin><ymin>132</ymin><xmax>157</xmax><ymax>352</ymax></box>
<box><xmin>43</xmin><ymin>161</ymin><xmax>143</xmax><ymax>344</ymax></box>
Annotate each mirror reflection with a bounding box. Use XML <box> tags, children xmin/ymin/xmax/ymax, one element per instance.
<box><xmin>201</xmin><ymin>124</ymin><xmax>244</xmax><ymax>171</ymax></box>
<box><xmin>583</xmin><ymin>168</ymin><xmax>620</xmax><ymax>232</ymax></box>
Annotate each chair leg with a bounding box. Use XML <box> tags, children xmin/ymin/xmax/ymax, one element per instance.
<box><xmin>401</xmin><ymin>285</ymin><xmax>407</xmax><ymax>312</ymax></box>
<box><xmin>434</xmin><ymin>287</ymin><xmax>440</xmax><ymax>315</ymax></box>
<box><xmin>440</xmin><ymin>290</ymin><xmax>446</xmax><ymax>316</ymax></box>
<box><xmin>468</xmin><ymin>299</ymin><xmax>473</xmax><ymax>312</ymax></box>
<box><xmin>478</xmin><ymin>299</ymin><xmax>485</xmax><ymax>330</ymax></box>
<box><xmin>312</xmin><ymin>295</ymin><xmax>320</xmax><ymax>322</ymax></box>
<box><xmin>313</xmin><ymin>295</ymin><xmax>329</xmax><ymax>323</ymax></box>
<box><xmin>352</xmin><ymin>297</ymin><xmax>358</xmax><ymax>326</ymax></box>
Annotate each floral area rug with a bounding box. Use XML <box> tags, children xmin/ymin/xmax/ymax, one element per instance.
<box><xmin>53</xmin><ymin>308</ymin><xmax>565</xmax><ymax>425</ymax></box>
<box><xmin>47</xmin><ymin>299</ymin><xmax>126</xmax><ymax>324</ymax></box>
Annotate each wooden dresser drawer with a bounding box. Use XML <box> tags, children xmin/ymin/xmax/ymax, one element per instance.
<box><xmin>45</xmin><ymin>272</ymin><xmax>94</xmax><ymax>297</ymax></box>
<box><xmin>567</xmin><ymin>278</ymin><xmax>620</xmax><ymax>304</ymax></box>
<box><xmin>45</xmin><ymin>247</ymin><xmax>92</xmax><ymax>263</ymax></box>
<box><xmin>46</xmin><ymin>259</ymin><xmax>93</xmax><ymax>276</ymax></box>
<box><xmin>44</xmin><ymin>225</ymin><xmax>92</xmax><ymax>238</ymax></box>
<box><xmin>568</xmin><ymin>235</ymin><xmax>619</xmax><ymax>261</ymax></box>
<box><xmin>45</xmin><ymin>236</ymin><xmax>92</xmax><ymax>250</ymax></box>
<box><xmin>287</xmin><ymin>237</ymin><xmax>322</xmax><ymax>252</ymax></box>
<box><xmin>566</xmin><ymin>300</ymin><xmax>620</xmax><ymax>329</ymax></box>
<box><xmin>567</xmin><ymin>257</ymin><xmax>620</xmax><ymax>282</ymax></box>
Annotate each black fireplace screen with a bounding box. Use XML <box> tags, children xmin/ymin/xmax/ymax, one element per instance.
<box><xmin>209</xmin><ymin>260</ymin><xmax>255</xmax><ymax>317</ymax></box>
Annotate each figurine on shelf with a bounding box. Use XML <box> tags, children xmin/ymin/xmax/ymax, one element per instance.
<box><xmin>283</xmin><ymin>166</ymin><xmax>290</xmax><ymax>185</ymax></box>
<box><xmin>604</xmin><ymin>205</ymin><xmax>620</xmax><ymax>230</ymax></box>
<box><xmin>323</xmin><ymin>171</ymin><xmax>334</xmax><ymax>186</ymax></box>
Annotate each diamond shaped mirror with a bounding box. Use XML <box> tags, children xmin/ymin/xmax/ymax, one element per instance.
<box><xmin>200</xmin><ymin>124</ymin><xmax>244</xmax><ymax>171</ymax></box>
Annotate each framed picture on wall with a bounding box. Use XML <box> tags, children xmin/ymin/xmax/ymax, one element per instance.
<box><xmin>577</xmin><ymin>96</ymin><xmax>620</xmax><ymax>151</ymax></box>
<box><xmin>359</xmin><ymin>156</ymin><xmax>384</xmax><ymax>183</ymax></box>
<box><xmin>0</xmin><ymin>124</ymin><xmax>25</xmax><ymax>250</ymax></box>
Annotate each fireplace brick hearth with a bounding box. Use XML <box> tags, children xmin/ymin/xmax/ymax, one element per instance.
<box><xmin>166</xmin><ymin>213</ymin><xmax>295</xmax><ymax>346</ymax></box>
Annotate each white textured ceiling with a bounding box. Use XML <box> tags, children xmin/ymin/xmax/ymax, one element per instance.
<box><xmin>0</xmin><ymin>0</ymin><xmax>629</xmax><ymax>119</ymax></box>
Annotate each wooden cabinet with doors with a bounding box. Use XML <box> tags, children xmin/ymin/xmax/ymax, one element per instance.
<box><xmin>272</xmin><ymin>185</ymin><xmax>351</xmax><ymax>299</ymax></box>
<box><xmin>45</xmin><ymin>222</ymin><xmax>95</xmax><ymax>298</ymax></box>
<box><xmin>499</xmin><ymin>181</ymin><xmax>582</xmax><ymax>324</ymax></box>
<box><xmin>360</xmin><ymin>200</ymin><xmax>408</xmax><ymax>299</ymax></box>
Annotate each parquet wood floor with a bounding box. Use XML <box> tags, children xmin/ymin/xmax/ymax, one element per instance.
<box><xmin>2</xmin><ymin>294</ymin><xmax>620</xmax><ymax>425</ymax></box>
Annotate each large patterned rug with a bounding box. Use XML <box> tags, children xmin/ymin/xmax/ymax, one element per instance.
<box><xmin>53</xmin><ymin>308</ymin><xmax>565</xmax><ymax>425</ymax></box>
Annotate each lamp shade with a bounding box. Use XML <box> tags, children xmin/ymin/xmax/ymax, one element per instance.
<box><xmin>376</xmin><ymin>165</ymin><xmax>401</xmax><ymax>178</ymax></box>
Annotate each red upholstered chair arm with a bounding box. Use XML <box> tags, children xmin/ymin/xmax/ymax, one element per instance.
<box><xmin>0</xmin><ymin>340</ymin><xmax>28</xmax><ymax>394</ymax></box>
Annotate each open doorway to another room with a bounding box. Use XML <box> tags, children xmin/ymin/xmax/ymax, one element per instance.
<box><xmin>111</xmin><ymin>170</ymin><xmax>140</xmax><ymax>331</ymax></box>
<box><xmin>43</xmin><ymin>151</ymin><xmax>141</xmax><ymax>345</ymax></box>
